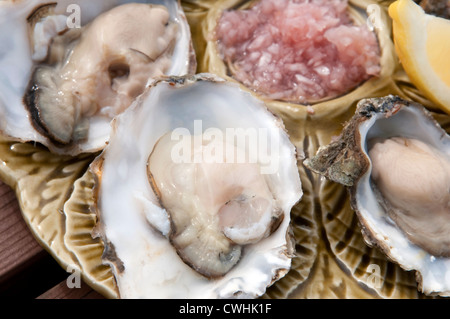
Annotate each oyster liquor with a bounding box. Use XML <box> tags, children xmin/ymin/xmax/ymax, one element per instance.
<box><xmin>179</xmin><ymin>303</ymin><xmax>272</xmax><ymax>315</ymax></box>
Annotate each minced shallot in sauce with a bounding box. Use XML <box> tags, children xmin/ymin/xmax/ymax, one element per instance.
<box><xmin>216</xmin><ymin>0</ymin><xmax>381</xmax><ymax>103</ymax></box>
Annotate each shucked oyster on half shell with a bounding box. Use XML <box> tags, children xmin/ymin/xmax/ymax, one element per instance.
<box><xmin>305</xmin><ymin>95</ymin><xmax>450</xmax><ymax>296</ymax></box>
<box><xmin>90</xmin><ymin>74</ymin><xmax>303</xmax><ymax>298</ymax></box>
<box><xmin>0</xmin><ymin>0</ymin><xmax>195</xmax><ymax>155</ymax></box>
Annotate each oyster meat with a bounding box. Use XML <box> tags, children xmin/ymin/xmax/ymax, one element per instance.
<box><xmin>90</xmin><ymin>74</ymin><xmax>303</xmax><ymax>298</ymax></box>
<box><xmin>0</xmin><ymin>0</ymin><xmax>195</xmax><ymax>155</ymax></box>
<box><xmin>305</xmin><ymin>95</ymin><xmax>450</xmax><ymax>296</ymax></box>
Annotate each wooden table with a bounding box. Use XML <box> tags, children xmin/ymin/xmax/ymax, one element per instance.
<box><xmin>0</xmin><ymin>180</ymin><xmax>104</xmax><ymax>299</ymax></box>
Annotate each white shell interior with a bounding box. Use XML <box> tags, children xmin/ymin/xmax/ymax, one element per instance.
<box><xmin>95</xmin><ymin>75</ymin><xmax>303</xmax><ymax>298</ymax></box>
<box><xmin>0</xmin><ymin>0</ymin><xmax>193</xmax><ymax>154</ymax></box>
<box><xmin>355</xmin><ymin>105</ymin><xmax>450</xmax><ymax>296</ymax></box>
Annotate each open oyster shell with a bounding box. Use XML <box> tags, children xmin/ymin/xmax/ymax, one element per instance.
<box><xmin>0</xmin><ymin>0</ymin><xmax>195</xmax><ymax>155</ymax></box>
<box><xmin>305</xmin><ymin>95</ymin><xmax>450</xmax><ymax>296</ymax></box>
<box><xmin>90</xmin><ymin>74</ymin><xmax>303</xmax><ymax>298</ymax></box>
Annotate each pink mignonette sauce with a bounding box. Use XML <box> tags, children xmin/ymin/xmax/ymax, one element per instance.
<box><xmin>216</xmin><ymin>0</ymin><xmax>381</xmax><ymax>104</ymax></box>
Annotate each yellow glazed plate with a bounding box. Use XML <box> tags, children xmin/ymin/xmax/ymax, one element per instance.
<box><xmin>0</xmin><ymin>0</ymin><xmax>448</xmax><ymax>299</ymax></box>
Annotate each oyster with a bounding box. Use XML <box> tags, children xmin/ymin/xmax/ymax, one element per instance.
<box><xmin>305</xmin><ymin>95</ymin><xmax>450</xmax><ymax>296</ymax></box>
<box><xmin>90</xmin><ymin>74</ymin><xmax>303</xmax><ymax>298</ymax></box>
<box><xmin>0</xmin><ymin>0</ymin><xmax>195</xmax><ymax>155</ymax></box>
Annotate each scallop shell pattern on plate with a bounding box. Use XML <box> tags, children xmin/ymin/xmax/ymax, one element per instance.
<box><xmin>0</xmin><ymin>133</ymin><xmax>95</xmax><ymax>283</ymax></box>
<box><xmin>63</xmin><ymin>169</ymin><xmax>118</xmax><ymax>299</ymax></box>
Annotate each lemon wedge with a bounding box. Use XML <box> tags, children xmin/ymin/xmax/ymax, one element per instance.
<box><xmin>389</xmin><ymin>0</ymin><xmax>450</xmax><ymax>114</ymax></box>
